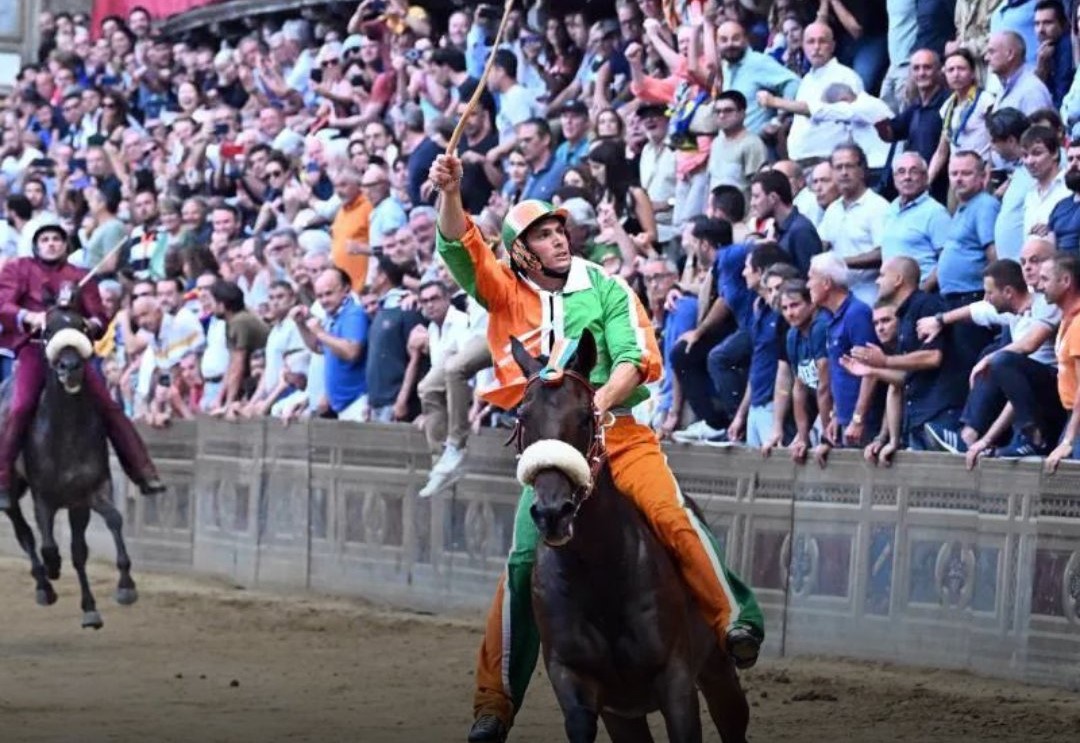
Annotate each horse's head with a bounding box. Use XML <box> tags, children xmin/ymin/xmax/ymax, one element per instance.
<box><xmin>42</xmin><ymin>290</ymin><xmax>94</xmax><ymax>395</ymax></box>
<box><xmin>510</xmin><ymin>331</ymin><xmax>602</xmax><ymax>547</ymax></box>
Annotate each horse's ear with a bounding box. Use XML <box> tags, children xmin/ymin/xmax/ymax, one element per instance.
<box><xmin>569</xmin><ymin>330</ymin><xmax>597</xmax><ymax>377</ymax></box>
<box><xmin>510</xmin><ymin>336</ymin><xmax>542</xmax><ymax>377</ymax></box>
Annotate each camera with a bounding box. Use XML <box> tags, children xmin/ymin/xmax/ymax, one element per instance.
<box><xmin>311</xmin><ymin>68</ymin><xmax>323</xmax><ymax>84</ymax></box>
<box><xmin>158</xmin><ymin>372</ymin><xmax>172</xmax><ymax>388</ymax></box>
<box><xmin>404</xmin><ymin>48</ymin><xmax>422</xmax><ymax>65</ymax></box>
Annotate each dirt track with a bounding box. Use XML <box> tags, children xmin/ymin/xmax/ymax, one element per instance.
<box><xmin>0</xmin><ymin>556</ymin><xmax>1077</xmax><ymax>742</ymax></box>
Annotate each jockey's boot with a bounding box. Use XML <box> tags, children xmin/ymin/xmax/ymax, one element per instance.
<box><xmin>467</xmin><ymin>714</ymin><xmax>508</xmax><ymax>742</ymax></box>
<box><xmin>136</xmin><ymin>477</ymin><xmax>167</xmax><ymax>496</ymax></box>
<box><xmin>727</xmin><ymin>626</ymin><xmax>762</xmax><ymax>670</ymax></box>
<box><xmin>0</xmin><ymin>486</ymin><xmax>10</xmax><ymax>511</ymax></box>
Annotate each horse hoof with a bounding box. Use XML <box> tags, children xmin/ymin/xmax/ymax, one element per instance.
<box><xmin>35</xmin><ymin>587</ymin><xmax>57</xmax><ymax>606</ymax></box>
<box><xmin>81</xmin><ymin>611</ymin><xmax>104</xmax><ymax>630</ymax></box>
<box><xmin>115</xmin><ymin>587</ymin><xmax>138</xmax><ymax>606</ymax></box>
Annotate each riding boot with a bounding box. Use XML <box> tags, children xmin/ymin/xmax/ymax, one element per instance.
<box><xmin>0</xmin><ymin>346</ymin><xmax>48</xmax><ymax>509</ymax></box>
<box><xmin>84</xmin><ymin>362</ymin><xmax>163</xmax><ymax>494</ymax></box>
<box><xmin>467</xmin><ymin>715</ymin><xmax>508</xmax><ymax>742</ymax></box>
<box><xmin>726</xmin><ymin>626</ymin><xmax>762</xmax><ymax>669</ymax></box>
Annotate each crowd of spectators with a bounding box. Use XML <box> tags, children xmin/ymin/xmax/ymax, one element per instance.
<box><xmin>6</xmin><ymin>0</ymin><xmax>1080</xmax><ymax>489</ymax></box>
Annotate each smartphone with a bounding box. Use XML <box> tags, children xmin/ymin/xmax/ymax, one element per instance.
<box><xmin>158</xmin><ymin>372</ymin><xmax>172</xmax><ymax>387</ymax></box>
<box><xmin>213</xmin><ymin>122</ymin><xmax>229</xmax><ymax>137</ymax></box>
<box><xmin>404</xmin><ymin>48</ymin><xmax>421</xmax><ymax>65</ymax></box>
<box><xmin>311</xmin><ymin>68</ymin><xmax>323</xmax><ymax>84</ymax></box>
<box><xmin>71</xmin><ymin>176</ymin><xmax>91</xmax><ymax>190</ymax></box>
<box><xmin>350</xmin><ymin>74</ymin><xmax>364</xmax><ymax>87</ymax></box>
<box><xmin>220</xmin><ymin>142</ymin><xmax>245</xmax><ymax>159</ymax></box>
<box><xmin>70</xmin><ymin>157</ymin><xmax>87</xmax><ymax>172</ymax></box>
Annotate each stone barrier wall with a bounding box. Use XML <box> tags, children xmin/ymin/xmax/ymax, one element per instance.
<box><xmin>2</xmin><ymin>418</ymin><xmax>1079</xmax><ymax>691</ymax></box>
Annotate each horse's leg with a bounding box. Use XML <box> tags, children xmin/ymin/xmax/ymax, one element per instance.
<box><xmin>69</xmin><ymin>507</ymin><xmax>102</xmax><ymax>630</ymax></box>
<box><xmin>92</xmin><ymin>484</ymin><xmax>137</xmax><ymax>605</ymax></box>
<box><xmin>655</xmin><ymin>668</ymin><xmax>703</xmax><ymax>743</ymax></box>
<box><xmin>600</xmin><ymin>713</ymin><xmax>654</xmax><ymax>743</ymax></box>
<box><xmin>33</xmin><ymin>498</ymin><xmax>60</xmax><ymax>580</ymax></box>
<box><xmin>547</xmin><ymin>662</ymin><xmax>601</xmax><ymax>743</ymax></box>
<box><xmin>6</xmin><ymin>484</ymin><xmax>55</xmax><ymax>605</ymax></box>
<box><xmin>697</xmin><ymin>647</ymin><xmax>749</xmax><ymax>743</ymax></box>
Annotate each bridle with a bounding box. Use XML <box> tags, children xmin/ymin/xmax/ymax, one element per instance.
<box><xmin>506</xmin><ymin>367</ymin><xmax>616</xmax><ymax>511</ymax></box>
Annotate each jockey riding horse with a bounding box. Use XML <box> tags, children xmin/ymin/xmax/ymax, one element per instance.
<box><xmin>428</xmin><ymin>154</ymin><xmax>765</xmax><ymax>743</ymax></box>
<box><xmin>0</xmin><ymin>223</ymin><xmax>164</xmax><ymax>511</ymax></box>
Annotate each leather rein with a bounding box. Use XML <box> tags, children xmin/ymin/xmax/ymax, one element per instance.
<box><xmin>505</xmin><ymin>369</ymin><xmax>615</xmax><ymax>510</ymax></box>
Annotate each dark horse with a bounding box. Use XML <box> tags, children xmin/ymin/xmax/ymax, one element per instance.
<box><xmin>0</xmin><ymin>295</ymin><xmax>137</xmax><ymax>629</ymax></box>
<box><xmin>509</xmin><ymin>332</ymin><xmax>748</xmax><ymax>742</ymax></box>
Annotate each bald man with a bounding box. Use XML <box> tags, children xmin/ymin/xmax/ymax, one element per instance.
<box><xmin>984</xmin><ymin>30</ymin><xmax>1053</xmax><ymax>114</ymax></box>
<box><xmin>773</xmin><ymin>159</ymin><xmax>823</xmax><ymax>225</ymax></box>
<box><xmin>713</xmin><ymin>20</ymin><xmax>800</xmax><ymax>134</ymax></box>
<box><xmin>757</xmin><ymin>23</ymin><xmax>863</xmax><ymax>162</ymax></box>
<box><xmin>131</xmin><ymin>295</ymin><xmax>206</xmax><ymax>413</ymax></box>
<box><xmin>851</xmin><ymin>257</ymin><xmax>968</xmax><ymax>451</ymax></box>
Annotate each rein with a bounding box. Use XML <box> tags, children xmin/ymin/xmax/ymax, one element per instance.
<box><xmin>505</xmin><ymin>369</ymin><xmax>615</xmax><ymax>510</ymax></box>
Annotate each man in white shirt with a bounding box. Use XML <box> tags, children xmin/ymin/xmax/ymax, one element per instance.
<box><xmin>773</xmin><ymin>160</ymin><xmax>823</xmax><ymax>226</ymax></box>
<box><xmin>130</xmin><ymin>295</ymin><xmax>206</xmax><ymax>419</ymax></box>
<box><xmin>488</xmin><ymin>49</ymin><xmax>538</xmax><ymax>154</ymax></box>
<box><xmin>414</xmin><ymin>280</ymin><xmax>492</xmax><ymax>497</ymax></box>
<box><xmin>1020</xmin><ymin>124</ymin><xmax>1070</xmax><ymax>238</ymax></box>
<box><xmin>638</xmin><ymin>104</ymin><xmax>677</xmax><ymax>241</ymax></box>
<box><xmin>240</xmin><ymin>280</ymin><xmax>305</xmax><ymax>417</ymax></box>
<box><xmin>817</xmin><ymin>144</ymin><xmax>889</xmax><ymax>306</ymax></box>
<box><xmin>756</xmin><ymin>23</ymin><xmax>863</xmax><ymax>162</ymax></box>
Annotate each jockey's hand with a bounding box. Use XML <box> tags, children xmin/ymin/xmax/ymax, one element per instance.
<box><xmin>429</xmin><ymin>154</ymin><xmax>463</xmax><ymax>195</ymax></box>
<box><xmin>23</xmin><ymin>311</ymin><xmax>46</xmax><ymax>334</ymax></box>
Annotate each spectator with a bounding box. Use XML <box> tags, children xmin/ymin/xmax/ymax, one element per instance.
<box><xmin>880</xmin><ymin>152</ymin><xmax>950</xmax><ymax>290</ymax></box>
<box><xmin>294</xmin><ymin>267</ymin><xmax>369</xmax><ymax>421</ymax></box>
<box><xmin>761</xmin><ymin>22</ymin><xmax>863</xmax><ymax>162</ymax></box>
<box><xmin>77</xmin><ymin>185</ymin><xmax>126</xmax><ymax>273</ymax></box>
<box><xmin>727</xmin><ymin>244</ymin><xmax>796</xmax><ymax>447</ymax></box>
<box><xmin>877</xmin><ymin>49</ymin><xmax>950</xmax><ymax>200</ymax></box>
<box><xmin>712</xmin><ymin>19</ymin><xmax>800</xmax><ymax>135</ymax></box>
<box><xmin>364</xmin><ymin>163</ymin><xmax>408</xmax><ymax>259</ymax></box>
<box><xmin>330</xmin><ymin>166</ymin><xmax>372</xmax><ymax>293</ymax></box>
<box><xmin>772</xmin><ymin>159</ymin><xmax>822</xmax><ymax>227</ymax></box>
<box><xmin>807</xmin><ymin>252</ymin><xmax>880</xmax><ymax>452</ymax></box>
<box><xmin>858</xmin><ymin>300</ymin><xmax>903</xmax><ymax>466</ymax></box>
<box><xmin>1042</xmin><ymin>251</ymin><xmax>1080</xmax><ymax>471</ymax></box>
<box><xmin>488</xmin><ymin>49</ymin><xmax>538</xmax><ymax>155</ymax></box>
<box><xmin>765</xmin><ymin>279</ymin><xmax>831</xmax><ymax>464</ymax></box>
<box><xmin>939</xmin><ymin>149</ymin><xmax>1000</xmax><ymax>370</ymax></box>
<box><xmin>985</xmin><ymin>31</ymin><xmax>1053</xmax><ymax>114</ymax></box>
<box><xmin>1020</xmin><ymin>125</ymin><xmax>1069</xmax><ymax>239</ymax></box>
<box><xmin>517</xmin><ymin>117</ymin><xmax>566</xmax><ymax>202</ymax></box>
<box><xmin>1049</xmin><ymin>139</ymin><xmax>1080</xmax><ymax>251</ymax></box>
<box><xmin>928</xmin><ymin>48</ymin><xmax>995</xmax><ymax>186</ymax></box>
<box><xmin>853</xmin><ymin>257</ymin><xmax>968</xmax><ymax>450</ymax></box>
<box><xmin>239</xmin><ymin>280</ymin><xmax>305</xmax><ymax>418</ymax></box>
<box><xmin>130</xmin><ymin>294</ymin><xmax>205</xmax><ymax>422</ymax></box>
<box><xmin>637</xmin><ymin>103</ymin><xmax>677</xmax><ymax>241</ymax></box>
<box><xmin>989</xmin><ymin>107</ymin><xmax>1035</xmax><ymax>261</ymax></box>
<box><xmin>919</xmin><ymin>246</ymin><xmax>1060</xmax><ymax>459</ymax></box>
<box><xmin>588</xmin><ymin>138</ymin><xmax>657</xmax><ymax>247</ymax></box>
<box><xmin>748</xmin><ymin>169</ymin><xmax>822</xmax><ymax>275</ymax></box>
<box><xmin>807</xmin><ymin>160</ymin><xmax>840</xmax><ymax>226</ymax></box>
<box><xmin>453</xmin><ymin>94</ymin><xmax>503</xmax><ymax>215</ymax></box>
<box><xmin>708</xmin><ymin>90</ymin><xmax>768</xmax><ymax>201</ymax></box>
<box><xmin>365</xmin><ymin>256</ymin><xmax>425</xmax><ymax>422</ymax></box>
<box><xmin>817</xmin><ymin>143</ymin><xmax>888</xmax><ymax>306</ymax></box>
<box><xmin>416</xmin><ymin>280</ymin><xmax>490</xmax><ymax>496</ymax></box>
<box><xmin>206</xmin><ymin>279</ymin><xmax>268</xmax><ymax>416</ymax></box>
<box><xmin>553</xmin><ymin>100</ymin><xmax>590</xmax><ymax>166</ymax></box>
<box><xmin>1032</xmin><ymin>0</ymin><xmax>1073</xmax><ymax>107</ymax></box>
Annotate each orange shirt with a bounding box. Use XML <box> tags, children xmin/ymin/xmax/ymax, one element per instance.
<box><xmin>331</xmin><ymin>194</ymin><xmax>373</xmax><ymax>292</ymax></box>
<box><xmin>1056</xmin><ymin>307</ymin><xmax>1080</xmax><ymax>409</ymax></box>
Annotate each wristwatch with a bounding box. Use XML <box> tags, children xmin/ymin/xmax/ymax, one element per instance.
<box><xmin>934</xmin><ymin>312</ymin><xmax>945</xmax><ymax>327</ymax></box>
<box><xmin>852</xmin><ymin>413</ymin><xmax>864</xmax><ymax>425</ymax></box>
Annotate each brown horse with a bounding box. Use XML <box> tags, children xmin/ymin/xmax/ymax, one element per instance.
<box><xmin>510</xmin><ymin>331</ymin><xmax>748</xmax><ymax>743</ymax></box>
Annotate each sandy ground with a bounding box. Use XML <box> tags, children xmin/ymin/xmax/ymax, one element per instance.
<box><xmin>0</xmin><ymin>556</ymin><xmax>1077</xmax><ymax>743</ymax></box>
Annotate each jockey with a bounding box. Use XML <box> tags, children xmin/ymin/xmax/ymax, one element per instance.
<box><xmin>0</xmin><ymin>224</ymin><xmax>165</xmax><ymax>510</ymax></box>
<box><xmin>428</xmin><ymin>154</ymin><xmax>764</xmax><ymax>743</ymax></box>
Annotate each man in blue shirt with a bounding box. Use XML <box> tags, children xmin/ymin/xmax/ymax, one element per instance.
<box><xmin>714</xmin><ymin>19</ymin><xmax>801</xmax><ymax>134</ymax></box>
<box><xmin>553</xmin><ymin>101</ymin><xmax>590</xmax><ymax>167</ymax></box>
<box><xmin>292</xmin><ymin>266</ymin><xmax>368</xmax><ymax>420</ymax></box>
<box><xmin>989</xmin><ymin>107</ymin><xmax>1035</xmax><ymax>260</ymax></box>
<box><xmin>748</xmin><ymin>170</ymin><xmax>822</xmax><ymax>276</ymax></box>
<box><xmin>938</xmin><ymin>149</ymin><xmax>1000</xmax><ymax>369</ymax></box>
<box><xmin>1033</xmin><ymin>0</ymin><xmax>1074</xmax><ymax>107</ymax></box>
<box><xmin>366</xmin><ymin>257</ymin><xmax>425</xmax><ymax>423</ymax></box>
<box><xmin>808</xmin><ymin>252</ymin><xmax>881</xmax><ymax>453</ymax></box>
<box><xmin>880</xmin><ymin>152</ymin><xmax>950</xmax><ymax>289</ymax></box>
<box><xmin>519</xmin><ymin>118</ymin><xmax>567</xmax><ymax>202</ymax></box>
<box><xmin>1050</xmin><ymin>140</ymin><xmax>1080</xmax><ymax>252</ymax></box>
<box><xmin>852</xmin><ymin>257</ymin><xmax>969</xmax><ymax>450</ymax></box>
